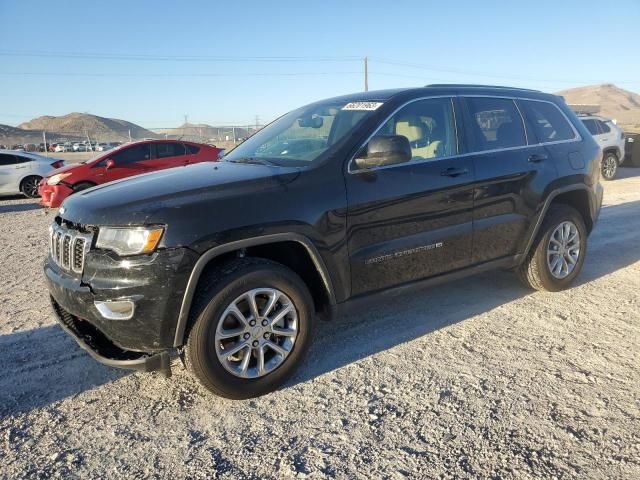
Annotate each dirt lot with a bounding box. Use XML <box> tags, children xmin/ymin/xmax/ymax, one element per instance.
<box><xmin>0</xmin><ymin>170</ymin><xmax>639</xmax><ymax>479</ymax></box>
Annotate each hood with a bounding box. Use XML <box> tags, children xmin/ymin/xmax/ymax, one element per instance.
<box><xmin>45</xmin><ymin>161</ymin><xmax>87</xmax><ymax>177</ymax></box>
<box><xmin>59</xmin><ymin>161</ymin><xmax>300</xmax><ymax>225</ymax></box>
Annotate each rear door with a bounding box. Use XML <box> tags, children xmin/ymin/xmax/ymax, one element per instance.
<box><xmin>144</xmin><ymin>142</ymin><xmax>188</xmax><ymax>170</ymax></box>
<box><xmin>460</xmin><ymin>96</ymin><xmax>556</xmax><ymax>263</ymax></box>
<box><xmin>346</xmin><ymin>96</ymin><xmax>475</xmax><ymax>295</ymax></box>
<box><xmin>0</xmin><ymin>153</ymin><xmax>19</xmax><ymax>193</ymax></box>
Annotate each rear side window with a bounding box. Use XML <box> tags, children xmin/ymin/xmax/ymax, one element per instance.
<box><xmin>14</xmin><ymin>155</ymin><xmax>32</xmax><ymax>164</ymax></box>
<box><xmin>464</xmin><ymin>97</ymin><xmax>526</xmax><ymax>152</ymax></box>
<box><xmin>185</xmin><ymin>144</ymin><xmax>200</xmax><ymax>155</ymax></box>
<box><xmin>581</xmin><ymin>119</ymin><xmax>600</xmax><ymax>135</ymax></box>
<box><xmin>155</xmin><ymin>142</ymin><xmax>186</xmax><ymax>158</ymax></box>
<box><xmin>0</xmin><ymin>153</ymin><xmax>16</xmax><ymax>166</ymax></box>
<box><xmin>518</xmin><ymin>100</ymin><xmax>576</xmax><ymax>143</ymax></box>
<box><xmin>597</xmin><ymin>120</ymin><xmax>611</xmax><ymax>133</ymax></box>
<box><xmin>110</xmin><ymin>143</ymin><xmax>151</xmax><ymax>166</ymax></box>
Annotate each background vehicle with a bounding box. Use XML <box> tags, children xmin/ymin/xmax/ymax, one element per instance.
<box><xmin>580</xmin><ymin>115</ymin><xmax>625</xmax><ymax>180</ymax></box>
<box><xmin>623</xmin><ymin>132</ymin><xmax>640</xmax><ymax>167</ymax></box>
<box><xmin>39</xmin><ymin>139</ymin><xmax>223</xmax><ymax>207</ymax></box>
<box><xmin>45</xmin><ymin>85</ymin><xmax>603</xmax><ymax>399</ymax></box>
<box><xmin>96</xmin><ymin>143</ymin><xmax>112</xmax><ymax>152</ymax></box>
<box><xmin>23</xmin><ymin>143</ymin><xmax>37</xmax><ymax>152</ymax></box>
<box><xmin>0</xmin><ymin>150</ymin><xmax>63</xmax><ymax>197</ymax></box>
<box><xmin>54</xmin><ymin>144</ymin><xmax>67</xmax><ymax>153</ymax></box>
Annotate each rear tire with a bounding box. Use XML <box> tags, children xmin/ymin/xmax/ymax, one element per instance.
<box><xmin>601</xmin><ymin>152</ymin><xmax>618</xmax><ymax>181</ymax></box>
<box><xmin>72</xmin><ymin>181</ymin><xmax>96</xmax><ymax>193</ymax></box>
<box><xmin>20</xmin><ymin>175</ymin><xmax>42</xmax><ymax>198</ymax></box>
<box><xmin>517</xmin><ymin>205</ymin><xmax>587</xmax><ymax>292</ymax></box>
<box><xmin>184</xmin><ymin>258</ymin><xmax>315</xmax><ymax>399</ymax></box>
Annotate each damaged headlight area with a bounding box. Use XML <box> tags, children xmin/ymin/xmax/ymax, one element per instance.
<box><xmin>47</xmin><ymin>173</ymin><xmax>72</xmax><ymax>185</ymax></box>
<box><xmin>95</xmin><ymin>226</ymin><xmax>164</xmax><ymax>256</ymax></box>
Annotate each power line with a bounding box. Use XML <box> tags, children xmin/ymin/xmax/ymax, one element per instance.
<box><xmin>0</xmin><ymin>50</ymin><xmax>361</xmax><ymax>62</ymax></box>
<box><xmin>0</xmin><ymin>71</ymin><xmax>363</xmax><ymax>78</ymax></box>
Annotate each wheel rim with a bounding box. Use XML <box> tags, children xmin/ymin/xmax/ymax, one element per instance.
<box><xmin>214</xmin><ymin>288</ymin><xmax>298</xmax><ymax>379</ymax></box>
<box><xmin>23</xmin><ymin>177</ymin><xmax>40</xmax><ymax>197</ymax></box>
<box><xmin>547</xmin><ymin>221</ymin><xmax>581</xmax><ymax>279</ymax></box>
<box><xmin>602</xmin><ymin>156</ymin><xmax>617</xmax><ymax>179</ymax></box>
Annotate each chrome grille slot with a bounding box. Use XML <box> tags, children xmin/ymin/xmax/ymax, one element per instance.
<box><xmin>49</xmin><ymin>222</ymin><xmax>92</xmax><ymax>274</ymax></box>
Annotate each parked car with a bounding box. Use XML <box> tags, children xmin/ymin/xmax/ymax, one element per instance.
<box><xmin>0</xmin><ymin>144</ymin><xmax>6</xmax><ymax>150</ymax></box>
<box><xmin>54</xmin><ymin>144</ymin><xmax>67</xmax><ymax>153</ymax></box>
<box><xmin>11</xmin><ymin>144</ymin><xmax>24</xmax><ymax>151</ymax></box>
<box><xmin>39</xmin><ymin>139</ymin><xmax>223</xmax><ymax>207</ymax></box>
<box><xmin>44</xmin><ymin>85</ymin><xmax>603</xmax><ymax>399</ymax></box>
<box><xmin>96</xmin><ymin>143</ymin><xmax>111</xmax><ymax>152</ymax></box>
<box><xmin>623</xmin><ymin>132</ymin><xmax>640</xmax><ymax>167</ymax></box>
<box><xmin>0</xmin><ymin>150</ymin><xmax>63</xmax><ymax>198</ymax></box>
<box><xmin>23</xmin><ymin>144</ymin><xmax>37</xmax><ymax>152</ymax></box>
<box><xmin>579</xmin><ymin>115</ymin><xmax>625</xmax><ymax>180</ymax></box>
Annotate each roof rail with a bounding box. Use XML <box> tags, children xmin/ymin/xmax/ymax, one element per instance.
<box><xmin>425</xmin><ymin>83</ymin><xmax>541</xmax><ymax>92</ymax></box>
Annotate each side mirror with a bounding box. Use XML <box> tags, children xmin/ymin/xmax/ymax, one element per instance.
<box><xmin>105</xmin><ymin>159</ymin><xmax>115</xmax><ymax>170</ymax></box>
<box><xmin>354</xmin><ymin>135</ymin><xmax>412</xmax><ymax>170</ymax></box>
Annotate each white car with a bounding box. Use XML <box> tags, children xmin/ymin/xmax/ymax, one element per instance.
<box><xmin>96</xmin><ymin>143</ymin><xmax>112</xmax><ymax>151</ymax></box>
<box><xmin>54</xmin><ymin>144</ymin><xmax>67</xmax><ymax>153</ymax></box>
<box><xmin>0</xmin><ymin>150</ymin><xmax>64</xmax><ymax>198</ymax></box>
<box><xmin>580</xmin><ymin>115</ymin><xmax>626</xmax><ymax>180</ymax></box>
<box><xmin>72</xmin><ymin>143</ymin><xmax>82</xmax><ymax>152</ymax></box>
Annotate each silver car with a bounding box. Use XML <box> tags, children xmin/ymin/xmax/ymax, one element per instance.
<box><xmin>580</xmin><ymin>115</ymin><xmax>626</xmax><ymax>180</ymax></box>
<box><xmin>0</xmin><ymin>150</ymin><xmax>63</xmax><ymax>198</ymax></box>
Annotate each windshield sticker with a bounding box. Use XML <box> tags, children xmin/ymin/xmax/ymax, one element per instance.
<box><xmin>342</xmin><ymin>102</ymin><xmax>384</xmax><ymax>111</ymax></box>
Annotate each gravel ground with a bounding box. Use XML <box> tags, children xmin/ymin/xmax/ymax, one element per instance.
<box><xmin>1</xmin><ymin>170</ymin><xmax>639</xmax><ymax>479</ymax></box>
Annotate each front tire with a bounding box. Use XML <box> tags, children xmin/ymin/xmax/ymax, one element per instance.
<box><xmin>601</xmin><ymin>152</ymin><xmax>618</xmax><ymax>181</ymax></box>
<box><xmin>184</xmin><ymin>258</ymin><xmax>314</xmax><ymax>399</ymax></box>
<box><xmin>20</xmin><ymin>175</ymin><xmax>42</xmax><ymax>198</ymax></box>
<box><xmin>517</xmin><ymin>205</ymin><xmax>587</xmax><ymax>292</ymax></box>
<box><xmin>73</xmin><ymin>181</ymin><xmax>96</xmax><ymax>193</ymax></box>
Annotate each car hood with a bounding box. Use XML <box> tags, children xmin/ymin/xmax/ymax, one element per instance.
<box><xmin>45</xmin><ymin>162</ymin><xmax>87</xmax><ymax>177</ymax></box>
<box><xmin>59</xmin><ymin>161</ymin><xmax>301</xmax><ymax>225</ymax></box>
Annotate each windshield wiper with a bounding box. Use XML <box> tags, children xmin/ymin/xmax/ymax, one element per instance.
<box><xmin>225</xmin><ymin>157</ymin><xmax>276</xmax><ymax>166</ymax></box>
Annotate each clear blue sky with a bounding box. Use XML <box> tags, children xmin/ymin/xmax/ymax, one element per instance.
<box><xmin>0</xmin><ymin>0</ymin><xmax>638</xmax><ymax>128</ymax></box>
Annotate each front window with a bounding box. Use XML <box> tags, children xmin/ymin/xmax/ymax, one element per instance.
<box><xmin>224</xmin><ymin>100</ymin><xmax>380</xmax><ymax>166</ymax></box>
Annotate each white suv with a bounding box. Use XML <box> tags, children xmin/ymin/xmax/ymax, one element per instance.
<box><xmin>580</xmin><ymin>115</ymin><xmax>626</xmax><ymax>180</ymax></box>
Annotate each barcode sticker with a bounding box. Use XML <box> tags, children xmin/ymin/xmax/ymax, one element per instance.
<box><xmin>342</xmin><ymin>102</ymin><xmax>384</xmax><ymax>111</ymax></box>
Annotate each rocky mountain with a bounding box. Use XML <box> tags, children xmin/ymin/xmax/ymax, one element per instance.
<box><xmin>17</xmin><ymin>112</ymin><xmax>159</xmax><ymax>141</ymax></box>
<box><xmin>556</xmin><ymin>84</ymin><xmax>640</xmax><ymax>130</ymax></box>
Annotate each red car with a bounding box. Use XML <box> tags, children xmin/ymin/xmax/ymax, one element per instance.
<box><xmin>39</xmin><ymin>140</ymin><xmax>224</xmax><ymax>208</ymax></box>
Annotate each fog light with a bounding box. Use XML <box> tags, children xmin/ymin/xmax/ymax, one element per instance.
<box><xmin>95</xmin><ymin>300</ymin><xmax>135</xmax><ymax>320</ymax></box>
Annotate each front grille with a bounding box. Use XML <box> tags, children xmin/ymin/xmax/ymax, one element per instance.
<box><xmin>49</xmin><ymin>221</ymin><xmax>92</xmax><ymax>274</ymax></box>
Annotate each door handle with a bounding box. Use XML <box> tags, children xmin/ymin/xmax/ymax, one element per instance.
<box><xmin>528</xmin><ymin>154</ymin><xmax>548</xmax><ymax>163</ymax></box>
<box><xmin>440</xmin><ymin>167</ymin><xmax>469</xmax><ymax>177</ymax></box>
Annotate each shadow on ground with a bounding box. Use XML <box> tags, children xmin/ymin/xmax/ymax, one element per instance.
<box><xmin>0</xmin><ymin>325</ymin><xmax>128</xmax><ymax>417</ymax></box>
<box><xmin>2</xmin><ymin>200</ymin><xmax>638</xmax><ymax>414</ymax></box>
<box><xmin>0</xmin><ymin>202</ymin><xmax>42</xmax><ymax>214</ymax></box>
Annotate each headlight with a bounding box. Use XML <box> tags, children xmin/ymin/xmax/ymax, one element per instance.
<box><xmin>47</xmin><ymin>173</ymin><xmax>72</xmax><ymax>185</ymax></box>
<box><xmin>96</xmin><ymin>226</ymin><xmax>164</xmax><ymax>256</ymax></box>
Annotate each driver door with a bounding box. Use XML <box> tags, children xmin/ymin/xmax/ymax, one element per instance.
<box><xmin>345</xmin><ymin>97</ymin><xmax>475</xmax><ymax>295</ymax></box>
<box><xmin>102</xmin><ymin>143</ymin><xmax>153</xmax><ymax>182</ymax></box>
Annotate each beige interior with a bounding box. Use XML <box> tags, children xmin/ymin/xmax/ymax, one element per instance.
<box><xmin>395</xmin><ymin>119</ymin><xmax>443</xmax><ymax>159</ymax></box>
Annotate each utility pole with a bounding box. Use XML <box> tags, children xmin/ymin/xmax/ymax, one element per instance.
<box><xmin>128</xmin><ymin>129</ymin><xmax>132</xmax><ymax>142</ymax></box>
<box><xmin>43</xmin><ymin>130</ymin><xmax>48</xmax><ymax>157</ymax></box>
<box><xmin>364</xmin><ymin>56</ymin><xmax>368</xmax><ymax>92</ymax></box>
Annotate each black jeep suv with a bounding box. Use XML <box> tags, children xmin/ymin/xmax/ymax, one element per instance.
<box><xmin>45</xmin><ymin>85</ymin><xmax>603</xmax><ymax>399</ymax></box>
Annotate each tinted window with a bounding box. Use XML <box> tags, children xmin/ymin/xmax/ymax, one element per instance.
<box><xmin>155</xmin><ymin>142</ymin><xmax>186</xmax><ymax>159</ymax></box>
<box><xmin>465</xmin><ymin>97</ymin><xmax>526</xmax><ymax>151</ymax></box>
<box><xmin>581</xmin><ymin>119</ymin><xmax>600</xmax><ymax>135</ymax></box>
<box><xmin>519</xmin><ymin>100</ymin><xmax>576</xmax><ymax>143</ymax></box>
<box><xmin>0</xmin><ymin>153</ymin><xmax>16</xmax><ymax>166</ymax></box>
<box><xmin>597</xmin><ymin>120</ymin><xmax>611</xmax><ymax>133</ymax></box>
<box><xmin>14</xmin><ymin>155</ymin><xmax>32</xmax><ymax>164</ymax></box>
<box><xmin>110</xmin><ymin>144</ymin><xmax>151</xmax><ymax>165</ymax></box>
<box><xmin>376</xmin><ymin>97</ymin><xmax>457</xmax><ymax>160</ymax></box>
<box><xmin>185</xmin><ymin>144</ymin><xmax>200</xmax><ymax>155</ymax></box>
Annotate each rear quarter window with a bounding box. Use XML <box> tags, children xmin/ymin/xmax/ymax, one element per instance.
<box><xmin>518</xmin><ymin>100</ymin><xmax>576</xmax><ymax>143</ymax></box>
<box><xmin>186</xmin><ymin>144</ymin><xmax>200</xmax><ymax>155</ymax></box>
<box><xmin>581</xmin><ymin>119</ymin><xmax>600</xmax><ymax>136</ymax></box>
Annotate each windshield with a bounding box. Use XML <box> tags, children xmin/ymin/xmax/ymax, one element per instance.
<box><xmin>224</xmin><ymin>100</ymin><xmax>380</xmax><ymax>166</ymax></box>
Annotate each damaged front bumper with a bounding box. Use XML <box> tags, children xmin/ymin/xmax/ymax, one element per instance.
<box><xmin>51</xmin><ymin>297</ymin><xmax>174</xmax><ymax>376</ymax></box>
